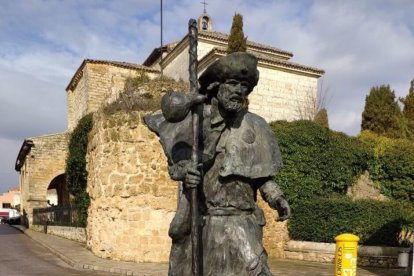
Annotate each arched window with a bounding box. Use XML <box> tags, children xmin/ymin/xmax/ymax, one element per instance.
<box><xmin>202</xmin><ymin>17</ymin><xmax>208</xmax><ymax>30</ymax></box>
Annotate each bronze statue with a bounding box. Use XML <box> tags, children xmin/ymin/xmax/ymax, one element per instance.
<box><xmin>144</xmin><ymin>19</ymin><xmax>291</xmax><ymax>276</ymax></box>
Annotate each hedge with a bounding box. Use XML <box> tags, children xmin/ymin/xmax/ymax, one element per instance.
<box><xmin>271</xmin><ymin>120</ymin><xmax>370</xmax><ymax>205</ymax></box>
<box><xmin>288</xmin><ymin>197</ymin><xmax>414</xmax><ymax>246</ymax></box>
<box><xmin>269</xmin><ymin>121</ymin><xmax>414</xmax><ymax>246</ymax></box>
<box><xmin>359</xmin><ymin>131</ymin><xmax>414</xmax><ymax>203</ymax></box>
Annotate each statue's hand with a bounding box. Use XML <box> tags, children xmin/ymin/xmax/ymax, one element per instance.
<box><xmin>161</xmin><ymin>92</ymin><xmax>206</xmax><ymax>123</ymax></box>
<box><xmin>184</xmin><ymin>164</ymin><xmax>202</xmax><ymax>189</ymax></box>
<box><xmin>189</xmin><ymin>93</ymin><xmax>207</xmax><ymax>106</ymax></box>
<box><xmin>168</xmin><ymin>160</ymin><xmax>192</xmax><ymax>181</ymax></box>
<box><xmin>275</xmin><ymin>197</ymin><xmax>291</xmax><ymax>221</ymax></box>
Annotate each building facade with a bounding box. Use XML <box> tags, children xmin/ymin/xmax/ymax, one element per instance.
<box><xmin>0</xmin><ymin>187</ymin><xmax>20</xmax><ymax>208</ymax></box>
<box><xmin>15</xmin><ymin>12</ymin><xmax>324</xmax><ymax>262</ymax></box>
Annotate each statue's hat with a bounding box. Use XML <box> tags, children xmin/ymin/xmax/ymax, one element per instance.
<box><xmin>198</xmin><ymin>52</ymin><xmax>259</xmax><ymax>94</ymax></box>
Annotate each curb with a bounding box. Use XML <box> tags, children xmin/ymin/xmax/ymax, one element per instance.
<box><xmin>9</xmin><ymin>224</ymin><xmax>27</xmax><ymax>233</ymax></box>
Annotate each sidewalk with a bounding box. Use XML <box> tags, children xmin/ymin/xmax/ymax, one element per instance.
<box><xmin>11</xmin><ymin>224</ymin><xmax>405</xmax><ymax>276</ymax></box>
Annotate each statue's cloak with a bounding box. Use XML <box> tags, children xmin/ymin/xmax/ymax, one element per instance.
<box><xmin>144</xmin><ymin>105</ymin><xmax>282</xmax><ymax>179</ymax></box>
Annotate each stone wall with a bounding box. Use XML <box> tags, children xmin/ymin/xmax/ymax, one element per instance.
<box><xmin>86</xmin><ymin>110</ymin><xmax>177</xmax><ymax>262</ymax></box>
<box><xmin>67</xmin><ymin>62</ymin><xmax>158</xmax><ymax>130</ymax></box>
<box><xmin>20</xmin><ymin>132</ymin><xmax>69</xmax><ymax>226</ymax></box>
<box><xmin>31</xmin><ymin>225</ymin><xmax>87</xmax><ymax>243</ymax></box>
<box><xmin>68</xmin><ymin>68</ymin><xmax>88</xmax><ymax>130</ymax></box>
<box><xmin>249</xmin><ymin>68</ymin><xmax>318</xmax><ymax>123</ymax></box>
<box><xmin>86</xmin><ymin>64</ymin><xmax>159</xmax><ymax>113</ymax></box>
<box><xmin>86</xmin><ymin>109</ymin><xmax>289</xmax><ymax>262</ymax></box>
<box><xmin>285</xmin><ymin>240</ymin><xmax>402</xmax><ymax>268</ymax></box>
<box><xmin>46</xmin><ymin>226</ymin><xmax>87</xmax><ymax>243</ymax></box>
<box><xmin>347</xmin><ymin>171</ymin><xmax>388</xmax><ymax>201</ymax></box>
<box><xmin>257</xmin><ymin>196</ymin><xmax>290</xmax><ymax>258</ymax></box>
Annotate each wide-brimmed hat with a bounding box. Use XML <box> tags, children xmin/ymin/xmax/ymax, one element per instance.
<box><xmin>198</xmin><ymin>52</ymin><xmax>259</xmax><ymax>94</ymax></box>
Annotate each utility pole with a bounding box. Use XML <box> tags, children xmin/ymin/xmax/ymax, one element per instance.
<box><xmin>160</xmin><ymin>0</ymin><xmax>164</xmax><ymax>77</ymax></box>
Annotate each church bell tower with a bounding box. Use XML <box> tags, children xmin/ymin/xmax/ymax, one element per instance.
<box><xmin>197</xmin><ymin>1</ymin><xmax>212</xmax><ymax>31</ymax></box>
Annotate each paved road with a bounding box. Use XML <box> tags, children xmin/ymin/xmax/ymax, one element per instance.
<box><xmin>0</xmin><ymin>224</ymin><xmax>113</xmax><ymax>276</ymax></box>
<box><xmin>1</xmin><ymin>223</ymin><xmax>406</xmax><ymax>276</ymax></box>
<box><xmin>268</xmin><ymin>258</ymin><xmax>405</xmax><ymax>276</ymax></box>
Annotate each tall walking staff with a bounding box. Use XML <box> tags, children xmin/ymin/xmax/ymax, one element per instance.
<box><xmin>188</xmin><ymin>18</ymin><xmax>201</xmax><ymax>276</ymax></box>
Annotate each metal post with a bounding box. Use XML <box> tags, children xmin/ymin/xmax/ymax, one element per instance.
<box><xmin>44</xmin><ymin>219</ymin><xmax>48</xmax><ymax>234</ymax></box>
<box><xmin>160</xmin><ymin>0</ymin><xmax>164</xmax><ymax>77</ymax></box>
<box><xmin>409</xmin><ymin>244</ymin><xmax>414</xmax><ymax>276</ymax></box>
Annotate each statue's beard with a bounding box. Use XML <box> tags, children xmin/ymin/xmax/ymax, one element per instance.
<box><xmin>221</xmin><ymin>100</ymin><xmax>243</xmax><ymax>113</ymax></box>
<box><xmin>218</xmin><ymin>90</ymin><xmax>244</xmax><ymax>113</ymax></box>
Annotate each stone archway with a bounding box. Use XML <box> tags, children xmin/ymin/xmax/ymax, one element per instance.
<box><xmin>15</xmin><ymin>132</ymin><xmax>70</xmax><ymax>227</ymax></box>
<box><xmin>47</xmin><ymin>174</ymin><xmax>70</xmax><ymax>206</ymax></box>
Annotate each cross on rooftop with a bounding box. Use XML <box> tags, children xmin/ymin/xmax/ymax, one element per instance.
<box><xmin>201</xmin><ymin>0</ymin><xmax>208</xmax><ymax>13</ymax></box>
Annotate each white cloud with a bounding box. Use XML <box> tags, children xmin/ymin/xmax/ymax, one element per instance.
<box><xmin>330</xmin><ymin>109</ymin><xmax>364</xmax><ymax>136</ymax></box>
<box><xmin>1</xmin><ymin>0</ymin><xmax>414</xmax><ymax>192</ymax></box>
<box><xmin>0</xmin><ymin>68</ymin><xmax>67</xmax><ymax>139</ymax></box>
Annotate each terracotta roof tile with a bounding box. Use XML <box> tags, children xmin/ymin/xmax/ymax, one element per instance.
<box><xmin>142</xmin><ymin>41</ymin><xmax>180</xmax><ymax>66</ymax></box>
<box><xmin>201</xmin><ymin>47</ymin><xmax>324</xmax><ymax>76</ymax></box>
<box><xmin>252</xmin><ymin>51</ymin><xmax>325</xmax><ymax>75</ymax></box>
<box><xmin>199</xmin><ymin>31</ymin><xmax>293</xmax><ymax>58</ymax></box>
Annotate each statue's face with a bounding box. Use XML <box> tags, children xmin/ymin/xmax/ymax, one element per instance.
<box><xmin>217</xmin><ymin>79</ymin><xmax>249</xmax><ymax>113</ymax></box>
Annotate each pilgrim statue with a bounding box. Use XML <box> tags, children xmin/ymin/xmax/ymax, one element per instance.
<box><xmin>144</xmin><ymin>51</ymin><xmax>291</xmax><ymax>276</ymax></box>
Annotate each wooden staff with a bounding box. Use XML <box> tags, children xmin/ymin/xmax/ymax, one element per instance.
<box><xmin>188</xmin><ymin>18</ymin><xmax>201</xmax><ymax>276</ymax></box>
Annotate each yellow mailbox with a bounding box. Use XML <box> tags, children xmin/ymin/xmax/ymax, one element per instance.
<box><xmin>334</xmin><ymin>233</ymin><xmax>359</xmax><ymax>276</ymax></box>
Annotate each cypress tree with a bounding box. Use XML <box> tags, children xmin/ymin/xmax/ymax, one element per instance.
<box><xmin>314</xmin><ymin>108</ymin><xmax>329</xmax><ymax>128</ymax></box>
<box><xmin>361</xmin><ymin>85</ymin><xmax>404</xmax><ymax>138</ymax></box>
<box><xmin>227</xmin><ymin>13</ymin><xmax>247</xmax><ymax>54</ymax></box>
<box><xmin>401</xmin><ymin>79</ymin><xmax>414</xmax><ymax>137</ymax></box>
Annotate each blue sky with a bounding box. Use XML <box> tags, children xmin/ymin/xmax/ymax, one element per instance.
<box><xmin>1</xmin><ymin>0</ymin><xmax>414</xmax><ymax>193</ymax></box>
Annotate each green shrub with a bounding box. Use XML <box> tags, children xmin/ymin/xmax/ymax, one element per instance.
<box><xmin>271</xmin><ymin>120</ymin><xmax>370</xmax><ymax>205</ymax></box>
<box><xmin>66</xmin><ymin>113</ymin><xmax>93</xmax><ymax>226</ymax></box>
<box><xmin>103</xmin><ymin>74</ymin><xmax>189</xmax><ymax>115</ymax></box>
<box><xmin>289</xmin><ymin>197</ymin><xmax>414</xmax><ymax>246</ymax></box>
<box><xmin>379</xmin><ymin>141</ymin><xmax>414</xmax><ymax>201</ymax></box>
<box><xmin>359</xmin><ymin>131</ymin><xmax>414</xmax><ymax>203</ymax></box>
<box><xmin>358</xmin><ymin>131</ymin><xmax>393</xmax><ymax>180</ymax></box>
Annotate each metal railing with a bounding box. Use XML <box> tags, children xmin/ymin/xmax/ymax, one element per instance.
<box><xmin>33</xmin><ymin>205</ymin><xmax>84</xmax><ymax>227</ymax></box>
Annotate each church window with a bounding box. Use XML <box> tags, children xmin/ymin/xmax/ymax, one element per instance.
<box><xmin>202</xmin><ymin>17</ymin><xmax>208</xmax><ymax>30</ymax></box>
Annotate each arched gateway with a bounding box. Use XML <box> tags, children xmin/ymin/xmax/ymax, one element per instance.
<box><xmin>15</xmin><ymin>132</ymin><xmax>70</xmax><ymax>226</ymax></box>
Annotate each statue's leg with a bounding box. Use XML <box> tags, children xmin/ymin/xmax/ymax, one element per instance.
<box><xmin>249</xmin><ymin>251</ymin><xmax>272</xmax><ymax>276</ymax></box>
<box><xmin>202</xmin><ymin>214</ymin><xmax>271</xmax><ymax>276</ymax></box>
<box><xmin>168</xmin><ymin>189</ymin><xmax>191</xmax><ymax>240</ymax></box>
<box><xmin>168</xmin><ymin>190</ymin><xmax>192</xmax><ymax>276</ymax></box>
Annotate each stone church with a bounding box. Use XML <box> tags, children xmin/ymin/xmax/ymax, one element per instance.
<box><xmin>15</xmin><ymin>12</ymin><xmax>324</xmax><ymax>262</ymax></box>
